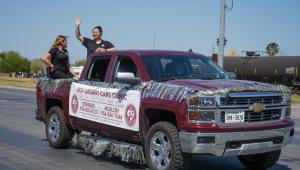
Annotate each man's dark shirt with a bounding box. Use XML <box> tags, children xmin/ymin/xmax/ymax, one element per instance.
<box><xmin>82</xmin><ymin>37</ymin><xmax>115</xmax><ymax>58</ymax></box>
<box><xmin>48</xmin><ymin>47</ymin><xmax>69</xmax><ymax>71</ymax></box>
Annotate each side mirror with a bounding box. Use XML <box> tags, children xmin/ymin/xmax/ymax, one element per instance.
<box><xmin>116</xmin><ymin>72</ymin><xmax>141</xmax><ymax>85</ymax></box>
<box><xmin>227</xmin><ymin>72</ymin><xmax>237</xmax><ymax>79</ymax></box>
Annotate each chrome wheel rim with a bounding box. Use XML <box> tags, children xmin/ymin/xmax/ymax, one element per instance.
<box><xmin>48</xmin><ymin>114</ymin><xmax>60</xmax><ymax>143</ymax></box>
<box><xmin>150</xmin><ymin>131</ymin><xmax>172</xmax><ymax>170</ymax></box>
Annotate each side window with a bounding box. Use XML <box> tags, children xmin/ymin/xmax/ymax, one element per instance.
<box><xmin>87</xmin><ymin>57</ymin><xmax>111</xmax><ymax>81</ymax></box>
<box><xmin>113</xmin><ymin>56</ymin><xmax>140</xmax><ymax>82</ymax></box>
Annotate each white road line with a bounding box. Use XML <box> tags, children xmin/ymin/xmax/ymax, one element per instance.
<box><xmin>0</xmin><ymin>100</ymin><xmax>35</xmax><ymax>106</ymax></box>
<box><xmin>0</xmin><ymin>89</ymin><xmax>35</xmax><ymax>98</ymax></box>
<box><xmin>0</xmin><ymin>105</ymin><xmax>36</xmax><ymax>108</ymax></box>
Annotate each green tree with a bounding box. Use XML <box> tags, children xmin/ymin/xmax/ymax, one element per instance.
<box><xmin>20</xmin><ymin>58</ymin><xmax>31</xmax><ymax>73</ymax></box>
<box><xmin>31</xmin><ymin>59</ymin><xmax>46</xmax><ymax>74</ymax></box>
<box><xmin>0</xmin><ymin>51</ymin><xmax>22</xmax><ymax>73</ymax></box>
<box><xmin>266</xmin><ymin>42</ymin><xmax>279</xmax><ymax>56</ymax></box>
<box><xmin>74</xmin><ymin>59</ymin><xmax>86</xmax><ymax>66</ymax></box>
<box><xmin>0</xmin><ymin>51</ymin><xmax>31</xmax><ymax>73</ymax></box>
<box><xmin>0</xmin><ymin>52</ymin><xmax>4</xmax><ymax>61</ymax></box>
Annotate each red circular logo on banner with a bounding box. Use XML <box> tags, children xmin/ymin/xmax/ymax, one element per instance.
<box><xmin>71</xmin><ymin>95</ymin><xmax>78</xmax><ymax>113</ymax></box>
<box><xmin>125</xmin><ymin>104</ymin><xmax>137</xmax><ymax>127</ymax></box>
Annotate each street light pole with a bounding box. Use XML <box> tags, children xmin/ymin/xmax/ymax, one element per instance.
<box><xmin>218</xmin><ymin>0</ymin><xmax>226</xmax><ymax>68</ymax></box>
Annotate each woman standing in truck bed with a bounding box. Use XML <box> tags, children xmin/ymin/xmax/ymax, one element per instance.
<box><xmin>42</xmin><ymin>35</ymin><xmax>77</xmax><ymax>79</ymax></box>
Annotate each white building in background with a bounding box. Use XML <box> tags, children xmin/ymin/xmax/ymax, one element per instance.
<box><xmin>72</xmin><ymin>66</ymin><xmax>84</xmax><ymax>76</ymax></box>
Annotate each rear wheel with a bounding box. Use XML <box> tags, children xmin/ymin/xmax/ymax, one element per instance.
<box><xmin>145</xmin><ymin>121</ymin><xmax>191</xmax><ymax>170</ymax></box>
<box><xmin>238</xmin><ymin>150</ymin><xmax>281</xmax><ymax>169</ymax></box>
<box><xmin>46</xmin><ymin>106</ymin><xmax>74</xmax><ymax>148</ymax></box>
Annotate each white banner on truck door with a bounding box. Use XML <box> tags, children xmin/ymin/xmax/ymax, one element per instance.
<box><xmin>69</xmin><ymin>82</ymin><xmax>140</xmax><ymax>131</ymax></box>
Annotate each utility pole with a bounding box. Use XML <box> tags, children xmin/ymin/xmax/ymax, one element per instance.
<box><xmin>218</xmin><ymin>0</ymin><xmax>226</xmax><ymax>68</ymax></box>
<box><xmin>153</xmin><ymin>32</ymin><xmax>156</xmax><ymax>50</ymax></box>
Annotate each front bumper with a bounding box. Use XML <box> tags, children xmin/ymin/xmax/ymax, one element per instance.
<box><xmin>179</xmin><ymin>126</ymin><xmax>294</xmax><ymax>156</ymax></box>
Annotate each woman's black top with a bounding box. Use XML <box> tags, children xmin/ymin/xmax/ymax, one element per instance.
<box><xmin>82</xmin><ymin>37</ymin><xmax>114</xmax><ymax>58</ymax></box>
<box><xmin>48</xmin><ymin>47</ymin><xmax>72</xmax><ymax>79</ymax></box>
<box><xmin>48</xmin><ymin>47</ymin><xmax>69</xmax><ymax>72</ymax></box>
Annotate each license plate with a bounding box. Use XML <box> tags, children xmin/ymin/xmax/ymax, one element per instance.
<box><xmin>225</xmin><ymin>111</ymin><xmax>245</xmax><ymax>123</ymax></box>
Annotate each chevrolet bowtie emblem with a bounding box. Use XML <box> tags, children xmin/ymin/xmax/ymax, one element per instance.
<box><xmin>249</xmin><ymin>103</ymin><xmax>265</xmax><ymax>112</ymax></box>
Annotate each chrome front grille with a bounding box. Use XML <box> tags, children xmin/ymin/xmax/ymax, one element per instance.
<box><xmin>219</xmin><ymin>92</ymin><xmax>284</xmax><ymax>123</ymax></box>
<box><xmin>221</xmin><ymin>109</ymin><xmax>281</xmax><ymax>122</ymax></box>
<box><xmin>220</xmin><ymin>96</ymin><xmax>283</xmax><ymax>106</ymax></box>
<box><xmin>220</xmin><ymin>93</ymin><xmax>283</xmax><ymax>106</ymax></box>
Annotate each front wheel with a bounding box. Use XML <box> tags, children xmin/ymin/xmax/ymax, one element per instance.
<box><xmin>145</xmin><ymin>121</ymin><xmax>191</xmax><ymax>170</ymax></box>
<box><xmin>46</xmin><ymin>106</ymin><xmax>74</xmax><ymax>149</ymax></box>
<box><xmin>238</xmin><ymin>150</ymin><xmax>281</xmax><ymax>169</ymax></box>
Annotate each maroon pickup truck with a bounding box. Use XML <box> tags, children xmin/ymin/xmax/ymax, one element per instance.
<box><xmin>36</xmin><ymin>50</ymin><xmax>294</xmax><ymax>170</ymax></box>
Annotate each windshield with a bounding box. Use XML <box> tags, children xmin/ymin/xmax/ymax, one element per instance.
<box><xmin>141</xmin><ymin>55</ymin><xmax>229</xmax><ymax>81</ymax></box>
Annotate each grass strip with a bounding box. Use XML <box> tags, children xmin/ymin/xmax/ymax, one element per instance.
<box><xmin>0</xmin><ymin>77</ymin><xmax>37</xmax><ymax>89</ymax></box>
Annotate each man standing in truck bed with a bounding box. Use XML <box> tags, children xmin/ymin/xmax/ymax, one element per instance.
<box><xmin>75</xmin><ymin>18</ymin><xmax>116</xmax><ymax>58</ymax></box>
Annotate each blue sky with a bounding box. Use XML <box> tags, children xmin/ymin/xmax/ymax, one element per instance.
<box><xmin>0</xmin><ymin>0</ymin><xmax>299</xmax><ymax>63</ymax></box>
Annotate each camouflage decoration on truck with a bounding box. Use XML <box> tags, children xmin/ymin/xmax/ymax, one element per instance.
<box><xmin>37</xmin><ymin>78</ymin><xmax>73</xmax><ymax>93</ymax></box>
<box><xmin>71</xmin><ymin>134</ymin><xmax>145</xmax><ymax>165</ymax></box>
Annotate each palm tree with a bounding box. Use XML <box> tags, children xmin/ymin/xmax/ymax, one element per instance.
<box><xmin>266</xmin><ymin>42</ymin><xmax>279</xmax><ymax>56</ymax></box>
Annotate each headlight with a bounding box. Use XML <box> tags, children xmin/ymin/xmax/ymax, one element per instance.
<box><xmin>282</xmin><ymin>93</ymin><xmax>291</xmax><ymax>104</ymax></box>
<box><xmin>188</xmin><ymin>96</ymin><xmax>216</xmax><ymax>107</ymax></box>
<box><xmin>187</xmin><ymin>96</ymin><xmax>216</xmax><ymax>122</ymax></box>
<box><xmin>189</xmin><ymin>110</ymin><xmax>215</xmax><ymax>122</ymax></box>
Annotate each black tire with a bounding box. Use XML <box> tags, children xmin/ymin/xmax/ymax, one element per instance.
<box><xmin>145</xmin><ymin>121</ymin><xmax>191</xmax><ymax>170</ymax></box>
<box><xmin>46</xmin><ymin>106</ymin><xmax>74</xmax><ymax>149</ymax></box>
<box><xmin>238</xmin><ymin>150</ymin><xmax>281</xmax><ymax>169</ymax></box>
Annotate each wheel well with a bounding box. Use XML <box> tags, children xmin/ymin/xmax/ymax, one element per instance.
<box><xmin>144</xmin><ymin>109</ymin><xmax>177</xmax><ymax>133</ymax></box>
<box><xmin>46</xmin><ymin>99</ymin><xmax>63</xmax><ymax>113</ymax></box>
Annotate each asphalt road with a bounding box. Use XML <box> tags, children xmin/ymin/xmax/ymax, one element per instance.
<box><xmin>0</xmin><ymin>87</ymin><xmax>299</xmax><ymax>170</ymax></box>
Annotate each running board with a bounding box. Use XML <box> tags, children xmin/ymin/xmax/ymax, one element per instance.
<box><xmin>71</xmin><ymin>134</ymin><xmax>146</xmax><ymax>165</ymax></box>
